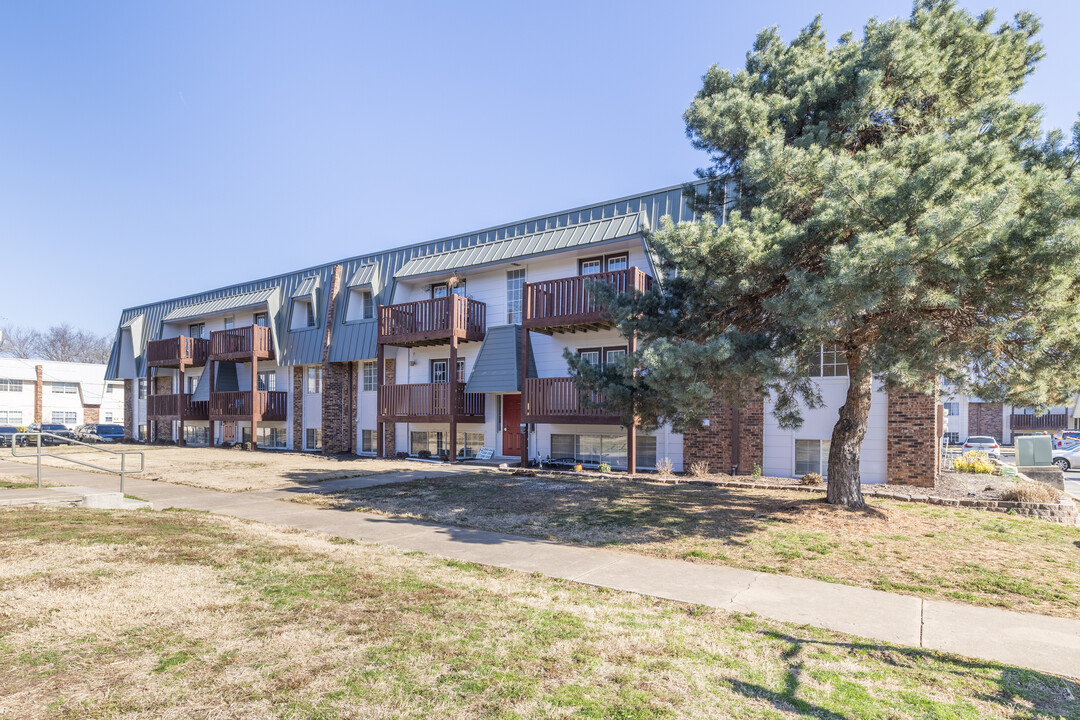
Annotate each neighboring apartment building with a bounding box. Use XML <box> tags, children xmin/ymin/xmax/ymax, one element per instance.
<box><xmin>941</xmin><ymin>384</ymin><xmax>1080</xmax><ymax>444</ymax></box>
<box><xmin>0</xmin><ymin>357</ymin><xmax>125</xmax><ymax>429</ymax></box>
<box><xmin>105</xmin><ymin>184</ymin><xmax>939</xmax><ymax>485</ymax></box>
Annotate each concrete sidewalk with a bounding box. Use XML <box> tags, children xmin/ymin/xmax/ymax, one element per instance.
<box><xmin>1</xmin><ymin>459</ymin><xmax>1078</xmax><ymax>680</ymax></box>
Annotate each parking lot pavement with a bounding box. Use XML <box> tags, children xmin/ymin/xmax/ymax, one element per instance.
<box><xmin>1064</xmin><ymin>474</ymin><xmax>1080</xmax><ymax>499</ymax></box>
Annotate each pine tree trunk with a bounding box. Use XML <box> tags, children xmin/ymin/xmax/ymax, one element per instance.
<box><xmin>826</xmin><ymin>351</ymin><xmax>871</xmax><ymax>509</ymax></box>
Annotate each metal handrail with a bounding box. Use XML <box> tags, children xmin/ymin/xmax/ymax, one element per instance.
<box><xmin>11</xmin><ymin>432</ymin><xmax>145</xmax><ymax>494</ymax></box>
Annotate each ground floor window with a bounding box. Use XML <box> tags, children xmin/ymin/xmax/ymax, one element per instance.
<box><xmin>138</xmin><ymin>424</ymin><xmax>147</xmax><ymax>440</ymax></box>
<box><xmin>0</xmin><ymin>410</ymin><xmax>22</xmax><ymax>424</ymax></box>
<box><xmin>944</xmin><ymin>431</ymin><xmax>960</xmax><ymax>445</ymax></box>
<box><xmin>104</xmin><ymin>411</ymin><xmax>116</xmax><ymax>423</ymax></box>
<box><xmin>550</xmin><ymin>433</ymin><xmax>657</xmax><ymax>469</ymax></box>
<box><xmin>410</xmin><ymin>431</ymin><xmax>485</xmax><ymax>459</ymax></box>
<box><xmin>184</xmin><ymin>425</ymin><xmax>210</xmax><ymax>446</ymax></box>
<box><xmin>253</xmin><ymin>426</ymin><xmax>287</xmax><ymax>449</ymax></box>
<box><xmin>305</xmin><ymin>428</ymin><xmax>322</xmax><ymax>450</ymax></box>
<box><xmin>361</xmin><ymin>429</ymin><xmax>376</xmax><ymax>454</ymax></box>
<box><xmin>51</xmin><ymin>411</ymin><xmax>77</xmax><ymax>426</ymax></box>
<box><xmin>795</xmin><ymin>439</ymin><xmax>830</xmax><ymax>476</ymax></box>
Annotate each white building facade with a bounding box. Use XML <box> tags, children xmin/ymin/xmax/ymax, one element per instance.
<box><xmin>0</xmin><ymin>358</ymin><xmax>125</xmax><ymax>430</ymax></box>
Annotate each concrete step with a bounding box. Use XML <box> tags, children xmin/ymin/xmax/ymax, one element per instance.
<box><xmin>0</xmin><ymin>486</ymin><xmax>153</xmax><ymax>511</ymax></box>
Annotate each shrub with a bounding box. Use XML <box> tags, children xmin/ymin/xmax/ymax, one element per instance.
<box><xmin>1000</xmin><ymin>482</ymin><xmax>1062</xmax><ymax>504</ymax></box>
<box><xmin>688</xmin><ymin>460</ymin><xmax>710</xmax><ymax>478</ymax></box>
<box><xmin>597</xmin><ymin>462</ymin><xmax>612</xmax><ymax>473</ymax></box>
<box><xmin>417</xmin><ymin>450</ymin><xmax>432</xmax><ymax>459</ymax></box>
<box><xmin>656</xmin><ymin>457</ymin><xmax>675</xmax><ymax>478</ymax></box>
<box><xmin>752</xmin><ymin>463</ymin><xmax>763</xmax><ymax>480</ymax></box>
<box><xmin>799</xmin><ymin>472</ymin><xmax>824</xmax><ymax>486</ymax></box>
<box><xmin>220</xmin><ymin>442</ymin><xmax>233</xmax><ymax>449</ymax></box>
<box><xmin>241</xmin><ymin>442</ymin><xmax>253</xmax><ymax>451</ymax></box>
<box><xmin>395</xmin><ymin>452</ymin><xmax>409</xmax><ymax>460</ymax></box>
<box><xmin>953</xmin><ymin>450</ymin><xmax>996</xmax><ymax>474</ymax></box>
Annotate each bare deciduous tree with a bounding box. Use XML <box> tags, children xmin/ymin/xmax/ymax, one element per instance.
<box><xmin>0</xmin><ymin>324</ymin><xmax>113</xmax><ymax>364</ymax></box>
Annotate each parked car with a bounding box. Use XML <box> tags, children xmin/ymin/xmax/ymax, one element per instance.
<box><xmin>24</xmin><ymin>422</ymin><xmax>76</xmax><ymax>445</ymax></box>
<box><xmin>962</xmin><ymin>435</ymin><xmax>1001</xmax><ymax>458</ymax></box>
<box><xmin>1053</xmin><ymin>430</ymin><xmax>1080</xmax><ymax>450</ymax></box>
<box><xmin>0</xmin><ymin>425</ymin><xmax>27</xmax><ymax>447</ymax></box>
<box><xmin>76</xmin><ymin>424</ymin><xmax>125</xmax><ymax>443</ymax></box>
<box><xmin>1051</xmin><ymin>444</ymin><xmax>1080</xmax><ymax>471</ymax></box>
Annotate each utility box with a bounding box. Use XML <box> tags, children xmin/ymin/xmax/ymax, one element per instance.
<box><xmin>1016</xmin><ymin>435</ymin><xmax>1052</xmax><ymax>467</ymax></box>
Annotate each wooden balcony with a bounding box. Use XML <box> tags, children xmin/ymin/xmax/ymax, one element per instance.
<box><xmin>378</xmin><ymin>383</ymin><xmax>485</xmax><ymax>422</ymax></box>
<box><xmin>210</xmin><ymin>390</ymin><xmax>288</xmax><ymax>421</ymax></box>
<box><xmin>378</xmin><ymin>295</ymin><xmax>486</xmax><ymax>347</ymax></box>
<box><xmin>1010</xmin><ymin>413</ymin><xmax>1071</xmax><ymax>430</ymax></box>
<box><xmin>147</xmin><ymin>393</ymin><xmax>209</xmax><ymax>421</ymax></box>
<box><xmin>146</xmin><ymin>336</ymin><xmax>209</xmax><ymax>368</ymax></box>
<box><xmin>209</xmin><ymin>325</ymin><xmax>274</xmax><ymax>362</ymax></box>
<box><xmin>523</xmin><ymin>267</ymin><xmax>652</xmax><ymax>335</ymax></box>
<box><xmin>523</xmin><ymin>377</ymin><xmax>622</xmax><ymax>425</ymax></box>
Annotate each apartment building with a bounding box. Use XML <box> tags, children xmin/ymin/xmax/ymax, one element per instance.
<box><xmin>941</xmin><ymin>385</ymin><xmax>1080</xmax><ymax>444</ymax></box>
<box><xmin>0</xmin><ymin>357</ymin><xmax>125</xmax><ymax>429</ymax></box>
<box><xmin>105</xmin><ymin>184</ymin><xmax>940</xmax><ymax>485</ymax></box>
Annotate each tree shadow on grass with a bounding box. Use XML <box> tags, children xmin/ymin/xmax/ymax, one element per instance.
<box><xmin>727</xmin><ymin>630</ymin><xmax>1080</xmax><ymax>719</ymax></box>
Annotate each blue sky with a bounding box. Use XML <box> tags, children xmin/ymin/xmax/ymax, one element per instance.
<box><xmin>1</xmin><ymin>1</ymin><xmax>1076</xmax><ymax>336</ymax></box>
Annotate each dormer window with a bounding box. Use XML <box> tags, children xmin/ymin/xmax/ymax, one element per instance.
<box><xmin>291</xmin><ymin>297</ymin><xmax>315</xmax><ymax>330</ymax></box>
<box><xmin>345</xmin><ymin>287</ymin><xmax>375</xmax><ymax>322</ymax></box>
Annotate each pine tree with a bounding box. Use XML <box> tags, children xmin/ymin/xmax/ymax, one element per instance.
<box><xmin>570</xmin><ymin>0</ymin><xmax>1080</xmax><ymax>508</ymax></box>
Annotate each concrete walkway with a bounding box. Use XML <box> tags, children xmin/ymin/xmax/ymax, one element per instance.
<box><xmin>1</xmin><ymin>459</ymin><xmax>1078</xmax><ymax>680</ymax></box>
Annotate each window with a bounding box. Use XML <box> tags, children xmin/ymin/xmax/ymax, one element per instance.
<box><xmin>223</xmin><ymin>316</ymin><xmax>235</xmax><ymax>330</ymax></box>
<box><xmin>306</xmin><ymin>367</ymin><xmax>322</xmax><ymax>394</ymax></box>
<box><xmin>795</xmin><ymin>439</ymin><xmax>831</xmax><ymax>476</ymax></box>
<box><xmin>346</xmin><ymin>287</ymin><xmax>375</xmax><ymax>322</ymax></box>
<box><xmin>291</xmin><ymin>298</ymin><xmax>316</xmax><ymax>330</ymax></box>
<box><xmin>305</xmin><ymin>428</ymin><xmax>322</xmax><ymax>450</ymax></box>
<box><xmin>431</xmin><ymin>283</ymin><xmax>448</xmax><ymax>299</ymax></box>
<box><xmin>361</xmin><ymin>429</ymin><xmax>376</xmax><ymax>454</ymax></box>
<box><xmin>944</xmin><ymin>432</ymin><xmax>960</xmax><ymax>445</ymax></box>
<box><xmin>411</xmin><ymin>431</ymin><xmax>445</xmax><ymax>456</ymax></box>
<box><xmin>360</xmin><ymin>362</ymin><xmax>378</xmax><ymax>390</ymax></box>
<box><xmin>254</xmin><ymin>312</ymin><xmax>269</xmax><ymax>328</ymax></box>
<box><xmin>456</xmin><ymin>432</ymin><xmax>484</xmax><ymax>459</ymax></box>
<box><xmin>578</xmin><ymin>346</ymin><xmax>627</xmax><ymax>368</ymax></box>
<box><xmin>431</xmin><ymin>360</ymin><xmax>449</xmax><ymax>384</ymax></box>
<box><xmin>580</xmin><ymin>258</ymin><xmax>602</xmax><ymax>275</ymax></box>
<box><xmin>184</xmin><ymin>425</ymin><xmax>210</xmax><ymax>446</ymax></box>
<box><xmin>457</xmin><ymin>359</ymin><xmax>465</xmax><ymax>383</ymax></box>
<box><xmin>104</xmin><ymin>412</ymin><xmax>115</xmax><ymax>423</ymax></box>
<box><xmin>580</xmin><ymin>253</ymin><xmax>628</xmax><ymax>275</ymax></box>
<box><xmin>549</xmin><ymin>433</ymin><xmax>657</xmax><ymax>469</ymax></box>
<box><xmin>106</xmin><ymin>383</ymin><xmax>119</xmax><ymax>394</ymax></box>
<box><xmin>0</xmin><ymin>411</ymin><xmax>22</xmax><ymax>424</ymax></box>
<box><xmin>51</xmin><ymin>411</ymin><xmax>77</xmax><ymax>426</ymax></box>
<box><xmin>138</xmin><ymin>379</ymin><xmax>147</xmax><ymax>399</ymax></box>
<box><xmin>257</xmin><ymin>371</ymin><xmax>276</xmax><ymax>392</ymax></box>
<box><xmin>188</xmin><ymin>323</ymin><xmax>205</xmax><ymax>339</ymax></box>
<box><xmin>0</xmin><ymin>378</ymin><xmax>23</xmax><ymax>392</ymax></box>
<box><xmin>257</xmin><ymin>426</ymin><xmax>287</xmax><ymax>449</ymax></box>
<box><xmin>507</xmin><ymin>269</ymin><xmax>526</xmax><ymax>324</ymax></box>
<box><xmin>808</xmin><ymin>344</ymin><xmax>848</xmax><ymax>378</ymax></box>
<box><xmin>51</xmin><ymin>382</ymin><xmax>78</xmax><ymax>394</ymax></box>
<box><xmin>578</xmin><ymin>349</ymin><xmax>600</xmax><ymax>366</ymax></box>
<box><xmin>186</xmin><ymin>376</ymin><xmax>198</xmax><ymax>394</ymax></box>
<box><xmin>943</xmin><ymin>402</ymin><xmax>959</xmax><ymax>419</ymax></box>
<box><xmin>138</xmin><ymin>424</ymin><xmax>147</xmax><ymax>440</ymax></box>
<box><xmin>606</xmin><ymin>255</ymin><xmax>628</xmax><ymax>272</ymax></box>
<box><xmin>604</xmin><ymin>348</ymin><xmax>627</xmax><ymax>366</ymax></box>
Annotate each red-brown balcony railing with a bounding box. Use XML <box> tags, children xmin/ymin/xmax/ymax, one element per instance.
<box><xmin>523</xmin><ymin>267</ymin><xmax>652</xmax><ymax>334</ymax></box>
<box><xmin>378</xmin><ymin>295</ymin><xmax>486</xmax><ymax>347</ymax></box>
<box><xmin>377</xmin><ymin>383</ymin><xmax>485</xmax><ymax>422</ymax></box>
<box><xmin>147</xmin><ymin>393</ymin><xmax>209</xmax><ymax>421</ymax></box>
<box><xmin>523</xmin><ymin>377</ymin><xmax>622</xmax><ymax>425</ymax></box>
<box><xmin>210</xmin><ymin>390</ymin><xmax>288</xmax><ymax>421</ymax></box>
<box><xmin>209</xmin><ymin>325</ymin><xmax>274</xmax><ymax>361</ymax></box>
<box><xmin>146</xmin><ymin>336</ymin><xmax>209</xmax><ymax>367</ymax></box>
<box><xmin>1010</xmin><ymin>413</ymin><xmax>1071</xmax><ymax>430</ymax></box>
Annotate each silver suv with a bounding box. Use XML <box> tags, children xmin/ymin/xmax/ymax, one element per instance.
<box><xmin>962</xmin><ymin>436</ymin><xmax>1001</xmax><ymax>458</ymax></box>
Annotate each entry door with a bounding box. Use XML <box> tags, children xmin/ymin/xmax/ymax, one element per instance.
<box><xmin>502</xmin><ymin>394</ymin><xmax>522</xmax><ymax>456</ymax></box>
<box><xmin>222</xmin><ymin>422</ymin><xmax>235</xmax><ymax>444</ymax></box>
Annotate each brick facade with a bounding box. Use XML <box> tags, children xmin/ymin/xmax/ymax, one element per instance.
<box><xmin>382</xmin><ymin>358</ymin><xmax>395</xmax><ymax>456</ymax></box>
<box><xmin>682</xmin><ymin>397</ymin><xmax>765</xmax><ymax>475</ymax></box>
<box><xmin>152</xmin><ymin>376</ymin><xmax>173</xmax><ymax>442</ymax></box>
<box><xmin>84</xmin><ymin>406</ymin><xmax>100</xmax><ymax>424</ymax></box>
<box><xmin>887</xmin><ymin>389</ymin><xmax>941</xmax><ymax>487</ymax></box>
<box><xmin>33</xmin><ymin>364</ymin><xmax>43</xmax><ymax>423</ymax></box>
<box><xmin>321</xmin><ymin>361</ymin><xmax>354</xmax><ymax>454</ymax></box>
<box><xmin>292</xmin><ymin>366</ymin><xmax>304</xmax><ymax>451</ymax></box>
<box><xmin>123</xmin><ymin>380</ymin><xmax>134</xmax><ymax>438</ymax></box>
<box><xmin>968</xmin><ymin>402</ymin><xmax>1003</xmax><ymax>440</ymax></box>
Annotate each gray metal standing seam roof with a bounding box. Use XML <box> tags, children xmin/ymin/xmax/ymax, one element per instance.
<box><xmin>161</xmin><ymin>288</ymin><xmax>280</xmax><ymax>322</ymax></box>
<box><xmin>395</xmin><ymin>213</ymin><xmax>646</xmax><ymax>279</ymax></box>
<box><xmin>465</xmin><ymin>325</ymin><xmax>536</xmax><ymax>394</ymax></box>
<box><xmin>107</xmin><ymin>182</ymin><xmax>714</xmax><ymax>380</ymax></box>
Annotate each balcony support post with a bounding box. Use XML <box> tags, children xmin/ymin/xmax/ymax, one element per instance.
<box><xmin>520</xmin><ymin>324</ymin><xmax>530</xmax><ymax>468</ymax></box>
<box><xmin>250</xmin><ymin>349</ymin><xmax>258</xmax><ymax>450</ymax></box>
<box><xmin>208</xmin><ymin>361</ymin><xmax>216</xmax><ymax>447</ymax></box>
<box><xmin>627</xmin><ymin>331</ymin><xmax>637</xmax><ymax>475</ymax></box>
<box><xmin>178</xmin><ymin>364</ymin><xmax>186</xmax><ymax>446</ymax></box>
<box><xmin>449</xmin><ymin>294</ymin><xmax>458</xmax><ymax>462</ymax></box>
<box><xmin>376</xmin><ymin>343</ymin><xmax>385</xmax><ymax>458</ymax></box>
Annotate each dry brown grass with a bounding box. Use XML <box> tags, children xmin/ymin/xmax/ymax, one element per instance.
<box><xmin>1000</xmin><ymin>481</ymin><xmax>1063</xmax><ymax>504</ymax></box>
<box><xmin>297</xmin><ymin>473</ymin><xmax>1080</xmax><ymax>618</ymax></box>
<box><xmin>688</xmin><ymin>460</ymin><xmax>710</xmax><ymax>477</ymax></box>
<box><xmin>1</xmin><ymin>507</ymin><xmax>1077</xmax><ymax>720</ymax></box>
<box><xmin>4</xmin><ymin>444</ymin><xmax>450</xmax><ymax>492</ymax></box>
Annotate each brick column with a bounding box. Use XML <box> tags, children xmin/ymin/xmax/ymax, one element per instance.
<box><xmin>887</xmin><ymin>388</ymin><xmax>941</xmax><ymax>487</ymax></box>
<box><xmin>682</xmin><ymin>396</ymin><xmax>765</xmax><ymax>475</ymax></box>
<box><xmin>292</xmin><ymin>366</ymin><xmax>304</xmax><ymax>450</ymax></box>
<box><xmin>321</xmin><ymin>361</ymin><xmax>353</xmax><ymax>454</ymax></box>
<box><xmin>83</xmin><ymin>406</ymin><xmax>100</xmax><ymax>424</ymax></box>
<box><xmin>383</xmin><ymin>358</ymin><xmax>396</xmax><ymax>456</ymax></box>
<box><xmin>34</xmin><ymin>365</ymin><xmax>43</xmax><ymax>423</ymax></box>
<box><xmin>153</xmin><ymin>376</ymin><xmax>172</xmax><ymax>442</ymax></box>
<box><xmin>123</xmin><ymin>380</ymin><xmax>134</xmax><ymax>439</ymax></box>
<box><xmin>968</xmin><ymin>402</ymin><xmax>1003</xmax><ymax>440</ymax></box>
